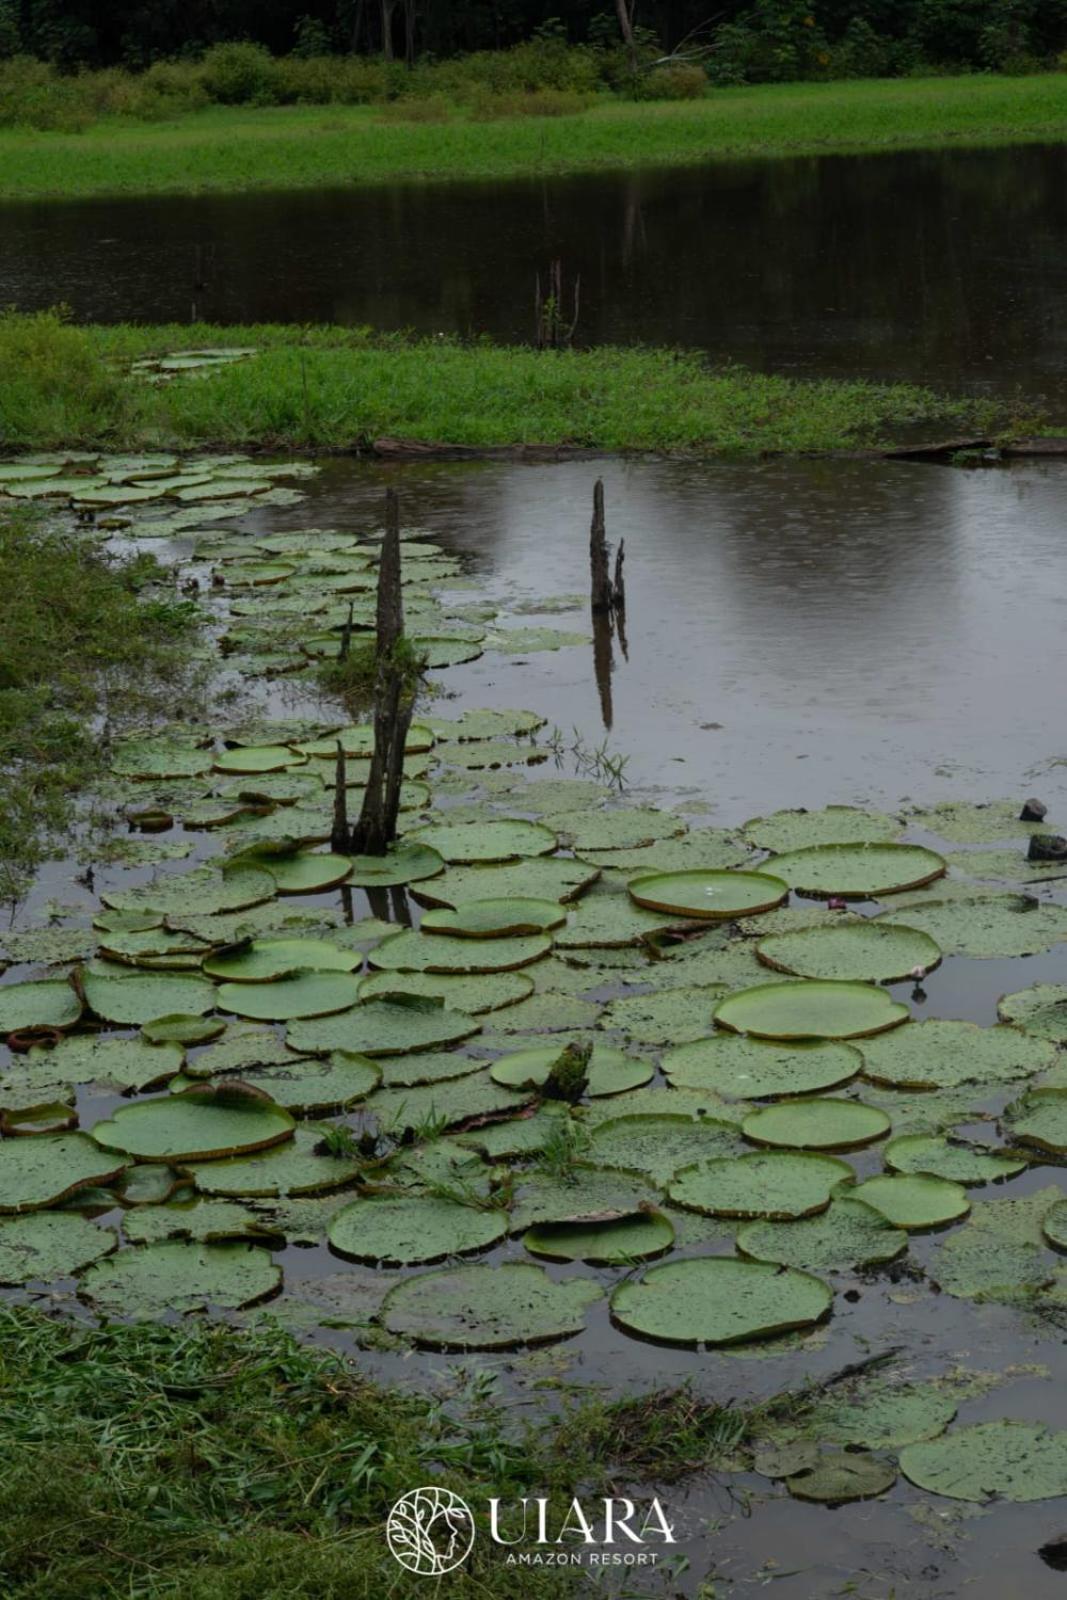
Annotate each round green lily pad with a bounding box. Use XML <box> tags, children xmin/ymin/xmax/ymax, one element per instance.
<box><xmin>257</xmin><ymin>852</ymin><xmax>351</xmax><ymax>895</ymax></box>
<box><xmin>1042</xmin><ymin>1199</ymin><xmax>1067</xmax><ymax>1251</ymax></box>
<box><xmin>610</xmin><ymin>1257</ymin><xmax>832</xmax><ymax>1347</ymax></box>
<box><xmin>421</xmin><ymin>898</ymin><xmax>566</xmax><ymax>938</ymax></box>
<box><xmin>1004</xmin><ymin>1088</ymin><xmax>1067</xmax><ymax>1153</ymax></box>
<box><xmin>786</xmin><ymin>1450</ymin><xmax>897</xmax><ymax>1504</ymax></box>
<box><xmin>744</xmin><ymin>806</ymin><xmax>901</xmax><ymax>853</ymax></box>
<box><xmin>217</xmin><ymin>970</ymin><xmax>363</xmax><ymax>1021</ymax></box>
<box><xmin>345</xmin><ymin>842</ymin><xmax>444</xmax><ymax>887</ymax></box>
<box><xmin>232</xmin><ymin>1051</ymin><xmax>379</xmax><ymax>1113</ymax></box>
<box><xmin>369</xmin><ymin>928</ymin><xmax>552</xmax><ymax>975</ymax></box>
<box><xmin>83</xmin><ymin>969</ymin><xmax>216</xmax><ymax>1026</ymax></box>
<box><xmin>900</xmin><ymin>1422</ymin><xmax>1067</xmax><ymax>1503</ymax></box>
<box><xmin>884</xmin><ymin>1134</ymin><xmax>1026</xmax><ymax>1185</ymax></box>
<box><xmin>90</xmin><ymin>1084</ymin><xmax>295</xmax><ymax>1162</ymax></box>
<box><xmin>80</xmin><ymin>1239</ymin><xmax>280</xmax><ymax>1317</ymax></box>
<box><xmin>413</xmin><ymin>857</ymin><xmax>597</xmax><ymax>909</ymax></box>
<box><xmin>0</xmin><ymin>979</ymin><xmax>81</xmax><ymax>1034</ymax></box>
<box><xmin>851</xmin><ymin>1173</ymin><xmax>969</xmax><ymax>1229</ymax></box>
<box><xmin>490</xmin><ymin>1043</ymin><xmax>653</xmax><ymax>1098</ymax></box>
<box><xmin>510</xmin><ymin>1169</ymin><xmax>656</xmax><ymax>1232</ymax></box>
<box><xmin>203</xmin><ymin>938</ymin><xmax>361</xmax><ymax>982</ymax></box>
<box><xmin>860</xmin><ymin>1019</ymin><xmax>1055</xmax><ymax>1089</ymax></box>
<box><xmin>328</xmin><ymin>1195</ymin><xmax>507</xmax><ymax>1265</ymax></box>
<box><xmin>590</xmin><ymin>1115</ymin><xmax>741</xmax><ymax>1185</ymax></box>
<box><xmin>382</xmin><ymin>1263</ymin><xmax>602</xmax><ymax>1350</ymax></box>
<box><xmin>411</xmin><ymin>821</ymin><xmax>557</xmax><ymax>864</ymax></box>
<box><xmin>766</xmin><ymin>843</ymin><xmax>946</xmax><ymax>899</ymax></box>
<box><xmin>286</xmin><ymin>996</ymin><xmax>480</xmax><ymax>1056</ymax></box>
<box><xmin>102</xmin><ymin>864</ymin><xmax>275</xmax><ymax>917</ymax></box>
<box><xmin>0</xmin><ymin>1133</ymin><xmax>128</xmax><ymax>1213</ymax></box>
<box><xmin>874</xmin><ymin>893</ymin><xmax>1067</xmax><ymax>959</ymax></box>
<box><xmin>662</xmin><ymin>1036</ymin><xmax>861</xmax><ymax>1099</ymax></box>
<box><xmin>0</xmin><ymin>1211</ymin><xmax>116</xmax><ymax>1284</ymax></box>
<box><xmin>742</xmin><ymin>1097</ymin><xmax>890</xmax><ymax>1150</ymax></box>
<box><xmin>628</xmin><ymin>869</ymin><xmax>788</xmax><ymax>921</ymax></box>
<box><xmin>524</xmin><ymin>1211</ymin><xmax>675</xmax><ymax>1264</ymax></box>
<box><xmin>213</xmin><ymin>746</ymin><xmax>307</xmax><ymax>775</ymax></box>
<box><xmin>141</xmin><ymin>1014</ymin><xmax>225</xmax><ymax>1047</ymax></box>
<box><xmin>668</xmin><ymin>1150</ymin><xmax>853</xmax><ymax>1218</ymax></box>
<box><xmin>357</xmin><ymin>969</ymin><xmax>533</xmax><ymax>1014</ymax></box>
<box><xmin>187</xmin><ymin>1124</ymin><xmax>362</xmax><ymax>1196</ymax></box>
<box><xmin>714</xmin><ymin>981</ymin><xmax>908</xmax><ymax>1042</ymax></box>
<box><xmin>24</xmin><ymin>1035</ymin><xmax>182</xmax><ymax>1093</ymax></box>
<box><xmin>757</xmin><ymin>921</ymin><xmax>941</xmax><ymax>983</ymax></box>
<box><xmin>543</xmin><ymin>807</ymin><xmax>685</xmax><ymax>852</ymax></box>
<box><xmin>738</xmin><ymin>1197</ymin><xmax>907</xmax><ymax>1271</ymax></box>
<box><xmin>601</xmin><ymin>985</ymin><xmax>726</xmax><ymax>1046</ymax></box>
<box><xmin>998</xmin><ymin>984</ymin><xmax>1067</xmax><ymax>1044</ymax></box>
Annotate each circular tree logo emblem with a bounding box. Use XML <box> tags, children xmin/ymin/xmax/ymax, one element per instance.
<box><xmin>386</xmin><ymin>1485</ymin><xmax>476</xmax><ymax>1575</ymax></box>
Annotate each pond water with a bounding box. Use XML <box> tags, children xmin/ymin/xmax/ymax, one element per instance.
<box><xmin>4</xmin><ymin>141</ymin><xmax>1067</xmax><ymax>405</ymax></box>
<box><xmin>7</xmin><ymin>451</ymin><xmax>1067</xmax><ymax>1597</ymax></box>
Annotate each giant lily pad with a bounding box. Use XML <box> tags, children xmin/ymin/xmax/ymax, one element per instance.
<box><xmin>738</xmin><ymin>1197</ymin><xmax>907</xmax><ymax>1271</ymax></box>
<box><xmin>490</xmin><ymin>1043</ymin><xmax>652</xmax><ymax>1098</ymax></box>
<box><xmin>998</xmin><ymin>985</ymin><xmax>1067</xmax><ymax>1044</ymax></box>
<box><xmin>766</xmin><ymin>843</ymin><xmax>946</xmax><ymax>899</ymax></box>
<box><xmin>202</xmin><ymin>938</ymin><xmax>361</xmax><ymax>982</ymax></box>
<box><xmin>930</xmin><ymin>1186</ymin><xmax>1060</xmax><ymax>1299</ymax></box>
<box><xmin>554</xmin><ymin>889</ymin><xmax>692</xmax><ymax>949</ymax></box>
<box><xmin>544</xmin><ymin>808</ymin><xmax>686</xmax><ymax>853</ymax></box>
<box><xmin>610</xmin><ymin>1257</ymin><xmax>832</xmax><ymax>1347</ymax></box>
<box><xmin>574</xmin><ymin>831</ymin><xmax>752</xmax><ymax>874</ymax></box>
<box><xmin>23</xmin><ymin>1035</ymin><xmax>182</xmax><ymax>1094</ymax></box>
<box><xmin>102</xmin><ymin>864</ymin><xmax>275</xmax><ymax>917</ymax></box>
<box><xmin>231</xmin><ymin>1051</ymin><xmax>379</xmax><ymax>1113</ymax></box>
<box><xmin>287</xmin><ymin>996</ymin><xmax>480</xmax><ymax>1056</ymax></box>
<box><xmin>345</xmin><ymin>843</ymin><xmax>444</xmax><ymax>888</ymax></box>
<box><xmin>742</xmin><ymin>1097</ymin><xmax>890</xmax><ymax>1150</ymax></box>
<box><xmin>217</xmin><ymin>970</ymin><xmax>363</xmax><ymax>1021</ymax></box>
<box><xmin>369</xmin><ymin>928</ymin><xmax>552</xmax><ymax>974</ymax></box>
<box><xmin>885</xmin><ymin>1134</ymin><xmax>1026</xmax><ymax>1185</ymax></box>
<box><xmin>875</xmin><ymin>893</ymin><xmax>1067</xmax><ymax>960</ymax></box>
<box><xmin>1004</xmin><ymin>1088</ymin><xmax>1067</xmax><ymax>1153</ymax></box>
<box><xmin>860</xmin><ymin>1019</ymin><xmax>1054</xmax><ymax>1089</ymax></box>
<box><xmin>254</xmin><ymin>852</ymin><xmax>351</xmax><ymax>896</ymax></box>
<box><xmin>590</xmin><ymin>1114</ymin><xmax>741</xmax><ymax>1184</ymax></box>
<box><xmin>413</xmin><ymin>857</ymin><xmax>597</xmax><ymax>908</ymax></box>
<box><xmin>786</xmin><ymin>1450</ymin><xmax>897</xmax><ymax>1505</ymax></box>
<box><xmin>187</xmin><ymin>1124</ymin><xmax>363</xmax><ymax>1196</ymax></box>
<box><xmin>420</xmin><ymin>898</ymin><xmax>566</xmax><ymax>938</ymax></box>
<box><xmin>714</xmin><ymin>981</ymin><xmax>908</xmax><ymax>1042</ymax></box>
<box><xmin>0</xmin><ymin>1211</ymin><xmax>116</xmax><ymax>1284</ymax></box>
<box><xmin>900</xmin><ymin>1422</ymin><xmax>1067</xmax><ymax>1503</ymax></box>
<box><xmin>213</xmin><ymin>746</ymin><xmax>308</xmax><ymax>775</ymax></box>
<box><xmin>662</xmin><ymin>1036</ymin><xmax>861</xmax><ymax>1099</ymax></box>
<box><xmin>411</xmin><ymin>821</ymin><xmax>556</xmax><ymax>863</ymax></box>
<box><xmin>850</xmin><ymin>1174</ymin><xmax>969</xmax><ymax>1230</ymax></box>
<box><xmin>122</xmin><ymin>1199</ymin><xmax>278</xmax><ymax>1245</ymax></box>
<box><xmin>668</xmin><ymin>1150</ymin><xmax>853</xmax><ymax>1218</ymax></box>
<box><xmin>83</xmin><ymin>969</ymin><xmax>215</xmax><ymax>1026</ymax></box>
<box><xmin>0</xmin><ymin>979</ymin><xmax>81</xmax><ymax>1034</ymax></box>
<box><xmin>80</xmin><ymin>1240</ymin><xmax>280</xmax><ymax>1317</ymax></box>
<box><xmin>328</xmin><ymin>1195</ymin><xmax>507</xmax><ymax>1266</ymax></box>
<box><xmin>382</xmin><ymin>1263</ymin><xmax>601</xmax><ymax>1350</ymax></box>
<box><xmin>524</xmin><ymin>1212</ymin><xmax>675</xmax><ymax>1264</ymax></box>
<box><xmin>601</xmin><ymin>985</ymin><xmax>727</xmax><ymax>1046</ymax></box>
<box><xmin>744</xmin><ymin>806</ymin><xmax>901</xmax><ymax>853</ymax></box>
<box><xmin>358</xmin><ymin>969</ymin><xmax>533</xmax><ymax>1014</ymax></box>
<box><xmin>757</xmin><ymin>921</ymin><xmax>940</xmax><ymax>983</ymax></box>
<box><xmin>0</xmin><ymin>1133</ymin><xmax>128</xmax><ymax>1213</ymax></box>
<box><xmin>628</xmin><ymin>869</ymin><xmax>788</xmax><ymax>921</ymax></box>
<box><xmin>91</xmin><ymin>1084</ymin><xmax>295</xmax><ymax>1162</ymax></box>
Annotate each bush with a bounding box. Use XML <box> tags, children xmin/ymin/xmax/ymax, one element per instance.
<box><xmin>467</xmin><ymin>86</ymin><xmax>593</xmax><ymax>118</ymax></box>
<box><xmin>377</xmin><ymin>94</ymin><xmax>452</xmax><ymax>123</ymax></box>
<box><xmin>641</xmin><ymin>63</ymin><xmax>708</xmax><ymax>99</ymax></box>
<box><xmin>200</xmin><ymin>41</ymin><xmax>279</xmax><ymax>105</ymax></box>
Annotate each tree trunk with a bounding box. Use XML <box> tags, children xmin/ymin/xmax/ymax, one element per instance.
<box><xmin>349</xmin><ymin>489</ymin><xmax>411</xmax><ymax>856</ymax></box>
<box><xmin>615</xmin><ymin>0</ymin><xmax>638</xmax><ymax>70</ymax></box>
<box><xmin>590</xmin><ymin>478</ymin><xmax>612</xmax><ymax>614</ymax></box>
<box><xmin>381</xmin><ymin>0</ymin><xmax>396</xmax><ymax>60</ymax></box>
<box><xmin>349</xmin><ymin>0</ymin><xmax>366</xmax><ymax>53</ymax></box>
<box><xmin>403</xmin><ymin>0</ymin><xmax>416</xmax><ymax>66</ymax></box>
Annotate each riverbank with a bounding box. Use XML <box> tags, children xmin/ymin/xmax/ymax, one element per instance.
<box><xmin>0</xmin><ymin>315</ymin><xmax>997</xmax><ymax>458</ymax></box>
<box><xmin>3</xmin><ymin>73</ymin><xmax>1067</xmax><ymax>201</ymax></box>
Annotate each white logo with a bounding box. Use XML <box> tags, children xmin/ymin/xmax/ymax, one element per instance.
<box><xmin>386</xmin><ymin>1485</ymin><xmax>476</xmax><ymax>1575</ymax></box>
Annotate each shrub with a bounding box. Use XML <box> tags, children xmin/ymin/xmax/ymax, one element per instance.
<box><xmin>642</xmin><ymin>63</ymin><xmax>708</xmax><ymax>99</ymax></box>
<box><xmin>377</xmin><ymin>94</ymin><xmax>452</xmax><ymax>123</ymax></box>
<box><xmin>467</xmin><ymin>87</ymin><xmax>592</xmax><ymax>119</ymax></box>
<box><xmin>200</xmin><ymin>41</ymin><xmax>279</xmax><ymax>105</ymax></box>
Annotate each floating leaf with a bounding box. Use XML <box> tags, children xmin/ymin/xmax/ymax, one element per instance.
<box><xmin>471</xmin><ymin>992</ymin><xmax>598</xmax><ymax>1033</ymax></box>
<box><xmin>738</xmin><ymin>1197</ymin><xmax>906</xmax><ymax>1271</ymax></box>
<box><xmin>413</xmin><ymin>857</ymin><xmax>597</xmax><ymax>908</ymax></box>
<box><xmin>372</xmin><ymin>1074</ymin><xmax>531</xmax><ymax>1134</ymax></box>
<box><xmin>345</xmin><ymin>842</ymin><xmax>444</xmax><ymax>888</ymax></box>
<box><xmin>328</xmin><ymin>1195</ymin><xmax>507</xmax><ymax>1265</ymax></box>
<box><xmin>744</xmin><ymin>806</ymin><xmax>901</xmax><ymax>853</ymax></box>
<box><xmin>601</xmin><ymin>985</ymin><xmax>727</xmax><ymax>1046</ymax></box>
<box><xmin>0</xmin><ymin>1133</ymin><xmax>128</xmax><ymax>1213</ymax></box>
<box><xmin>714</xmin><ymin>981</ymin><xmax>908</xmax><ymax>1042</ymax></box>
<box><xmin>524</xmin><ymin>1212</ymin><xmax>674</xmax><ymax>1264</ymax></box>
<box><xmin>573</xmin><ymin>830</ymin><xmax>751</xmax><ymax>873</ymax></box>
<box><xmin>287</xmin><ymin>997</ymin><xmax>480</xmax><ymax>1057</ymax></box>
<box><xmin>83</xmin><ymin>969</ymin><xmax>215</xmax><ymax>1026</ymax></box>
<box><xmin>490</xmin><ymin>1043</ymin><xmax>652</xmax><ymax>1098</ymax></box>
<box><xmin>123</xmin><ymin>1199</ymin><xmax>277</xmax><ymax>1245</ymax></box>
<box><xmin>141</xmin><ymin>1014</ymin><xmax>225</xmax><ymax>1046</ymax></box>
<box><xmin>590</xmin><ymin>1114</ymin><xmax>740</xmax><ymax>1184</ymax></box>
<box><xmin>91</xmin><ymin>1084</ymin><xmax>295</xmax><ymax>1162</ymax></box>
<box><xmin>875</xmin><ymin>893</ymin><xmax>1067</xmax><ymax>959</ymax></box>
<box><xmin>254</xmin><ymin>852</ymin><xmax>351</xmax><ymax>896</ymax></box>
<box><xmin>0</xmin><ymin>979</ymin><xmax>81</xmax><ymax>1034</ymax></box>
<box><xmin>543</xmin><ymin>808</ymin><xmax>686</xmax><ymax>853</ymax></box>
<box><xmin>213</xmin><ymin>746</ymin><xmax>308</xmax><ymax>775</ymax></box>
<box><xmin>202</xmin><ymin>938</ymin><xmax>361</xmax><ymax>982</ymax></box>
<box><xmin>786</xmin><ymin>1450</ymin><xmax>897</xmax><ymax>1504</ymax></box>
<box><xmin>102</xmin><ymin>864</ymin><xmax>275</xmax><ymax>917</ymax></box>
<box><xmin>998</xmin><ymin>985</ymin><xmax>1067</xmax><ymax>1044</ymax></box>
<box><xmin>930</xmin><ymin>1187</ymin><xmax>1060</xmax><ymax>1299</ymax></box>
<box><xmin>610</xmin><ymin>1257</ymin><xmax>831</xmax><ymax>1347</ymax></box>
<box><xmin>410</xmin><ymin>820</ymin><xmax>557</xmax><ymax>863</ymax></box>
<box><xmin>885</xmin><ymin>1135</ymin><xmax>1026</xmax><ymax>1185</ymax></box>
<box><xmin>742</xmin><ymin>1097</ymin><xmax>889</xmax><ymax>1150</ymax></box>
<box><xmin>757</xmin><ymin>920</ymin><xmax>940</xmax><ymax>983</ymax></box>
<box><xmin>668</xmin><ymin>1150</ymin><xmax>853</xmax><ymax>1218</ymax></box>
<box><xmin>217</xmin><ymin>970</ymin><xmax>363</xmax><ymax>1021</ymax></box>
<box><xmin>23</xmin><ymin>1035</ymin><xmax>182</xmax><ymax>1093</ymax></box>
<box><xmin>80</xmin><ymin>1240</ymin><xmax>280</xmax><ymax>1317</ymax></box>
<box><xmin>900</xmin><ymin>1422</ymin><xmax>1067</xmax><ymax>1502</ymax></box>
<box><xmin>182</xmin><ymin>1025</ymin><xmax>301</xmax><ymax>1078</ymax></box>
<box><xmin>420</xmin><ymin>898</ymin><xmax>565</xmax><ymax>938</ymax></box>
<box><xmin>382</xmin><ymin>1263</ymin><xmax>601</xmax><ymax>1349</ymax></box>
<box><xmin>187</xmin><ymin>1124</ymin><xmax>363</xmax><ymax>1196</ymax></box>
<box><xmin>554</xmin><ymin>889</ymin><xmax>691</xmax><ymax>949</ymax></box>
<box><xmin>231</xmin><ymin>1051</ymin><xmax>379</xmax><ymax>1113</ymax></box>
<box><xmin>628</xmin><ymin>869</ymin><xmax>788</xmax><ymax>921</ymax></box>
<box><xmin>766</xmin><ymin>843</ymin><xmax>946</xmax><ymax>899</ymax></box>
<box><xmin>369</xmin><ymin>928</ymin><xmax>551</xmax><ymax>975</ymax></box>
<box><xmin>1004</xmin><ymin>1088</ymin><xmax>1067</xmax><ymax>1154</ymax></box>
<box><xmin>358</xmin><ymin>969</ymin><xmax>533</xmax><ymax>1014</ymax></box>
<box><xmin>851</xmin><ymin>1174</ymin><xmax>969</xmax><ymax>1229</ymax></box>
<box><xmin>662</xmin><ymin>1036</ymin><xmax>861</xmax><ymax>1099</ymax></box>
<box><xmin>1042</xmin><ymin>1199</ymin><xmax>1067</xmax><ymax>1252</ymax></box>
<box><xmin>861</xmin><ymin>1020</ymin><xmax>1055</xmax><ymax>1089</ymax></box>
<box><xmin>0</xmin><ymin>1212</ymin><xmax>116</xmax><ymax>1284</ymax></box>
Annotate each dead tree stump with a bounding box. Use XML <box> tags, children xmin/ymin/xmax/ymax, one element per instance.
<box><xmin>590</xmin><ymin>478</ymin><xmax>613</xmax><ymax>613</ymax></box>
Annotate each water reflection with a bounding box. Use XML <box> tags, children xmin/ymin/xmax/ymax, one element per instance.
<box><xmin>4</xmin><ymin>143</ymin><xmax>1067</xmax><ymax>404</ymax></box>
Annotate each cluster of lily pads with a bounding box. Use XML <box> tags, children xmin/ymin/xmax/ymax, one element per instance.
<box><xmin>5</xmin><ymin>452</ymin><xmax>1067</xmax><ymax>1511</ymax></box>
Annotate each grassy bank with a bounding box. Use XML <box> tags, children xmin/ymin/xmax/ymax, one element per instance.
<box><xmin>0</xmin><ymin>314</ymin><xmax>994</xmax><ymax>458</ymax></box>
<box><xmin>2</xmin><ymin>73</ymin><xmax>1066</xmax><ymax>201</ymax></box>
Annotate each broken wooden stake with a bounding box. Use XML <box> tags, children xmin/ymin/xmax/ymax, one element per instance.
<box><xmin>590</xmin><ymin>478</ymin><xmax>612</xmax><ymax>614</ymax></box>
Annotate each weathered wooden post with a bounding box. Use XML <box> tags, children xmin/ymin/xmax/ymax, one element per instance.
<box><xmin>590</xmin><ymin>478</ymin><xmax>613</xmax><ymax>613</ymax></box>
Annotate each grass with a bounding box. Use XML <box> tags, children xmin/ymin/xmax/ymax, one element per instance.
<box><xmin>0</xmin><ymin>507</ymin><xmax>201</xmax><ymax>902</ymax></box>
<box><xmin>0</xmin><ymin>313</ymin><xmax>997</xmax><ymax>459</ymax></box>
<box><xmin>2</xmin><ymin>74</ymin><xmax>1066</xmax><ymax>202</ymax></box>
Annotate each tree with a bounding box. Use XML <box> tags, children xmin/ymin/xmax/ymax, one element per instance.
<box><xmin>615</xmin><ymin>0</ymin><xmax>638</xmax><ymax>66</ymax></box>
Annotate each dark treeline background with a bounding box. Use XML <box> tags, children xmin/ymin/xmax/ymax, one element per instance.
<box><xmin>5</xmin><ymin>1</ymin><xmax>1067</xmax><ymax>79</ymax></box>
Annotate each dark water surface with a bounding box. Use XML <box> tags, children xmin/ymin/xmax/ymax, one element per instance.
<box><xmin>4</xmin><ymin>142</ymin><xmax>1067</xmax><ymax>404</ymax></box>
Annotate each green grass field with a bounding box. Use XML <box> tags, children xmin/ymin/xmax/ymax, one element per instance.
<box><xmin>2</xmin><ymin>73</ymin><xmax>1066</xmax><ymax>201</ymax></box>
<box><xmin>0</xmin><ymin>314</ymin><xmax>993</xmax><ymax>457</ymax></box>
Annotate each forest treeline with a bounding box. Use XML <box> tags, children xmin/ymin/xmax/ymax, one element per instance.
<box><xmin>3</xmin><ymin>3</ymin><xmax>1067</xmax><ymax>85</ymax></box>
